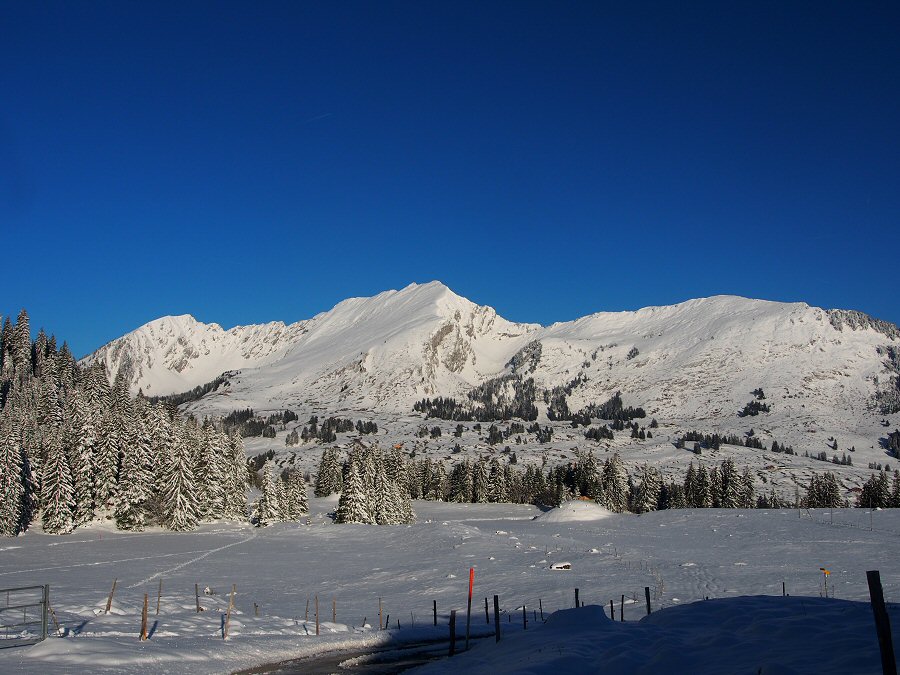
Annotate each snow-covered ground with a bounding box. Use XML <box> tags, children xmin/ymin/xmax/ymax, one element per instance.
<box><xmin>2</xmin><ymin>498</ymin><xmax>899</xmax><ymax>673</ymax></box>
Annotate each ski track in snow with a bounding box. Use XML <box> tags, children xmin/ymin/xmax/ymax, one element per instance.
<box><xmin>0</xmin><ymin>550</ymin><xmax>220</xmax><ymax>577</ymax></box>
<box><xmin>126</xmin><ymin>530</ymin><xmax>258</xmax><ymax>588</ymax></box>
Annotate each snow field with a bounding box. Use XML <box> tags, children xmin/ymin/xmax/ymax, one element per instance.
<box><xmin>2</xmin><ymin>498</ymin><xmax>900</xmax><ymax>673</ymax></box>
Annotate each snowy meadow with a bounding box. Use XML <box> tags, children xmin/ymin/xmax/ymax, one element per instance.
<box><xmin>2</xmin><ymin>497</ymin><xmax>900</xmax><ymax>674</ymax></box>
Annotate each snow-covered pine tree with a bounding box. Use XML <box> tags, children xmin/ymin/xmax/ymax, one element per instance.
<box><xmin>223</xmin><ymin>432</ymin><xmax>248</xmax><ymax>520</ymax></box>
<box><xmin>372</xmin><ymin>454</ymin><xmax>397</xmax><ymax>525</ymax></box>
<box><xmin>161</xmin><ymin>420</ymin><xmax>199</xmax><ymax>531</ymax></box>
<box><xmin>708</xmin><ymin>466</ymin><xmax>722</xmax><ymax>508</ymax></box>
<box><xmin>426</xmin><ymin>460</ymin><xmax>446</xmax><ymax>501</ymax></box>
<box><xmin>448</xmin><ymin>460</ymin><xmax>473</xmax><ymax>503</ymax></box>
<box><xmin>719</xmin><ymin>458</ymin><xmax>741</xmax><ymax>508</ymax></box>
<box><xmin>93</xmin><ymin>410</ymin><xmax>121</xmax><ymax>513</ymax></box>
<box><xmin>601</xmin><ymin>453</ymin><xmax>629</xmax><ymax>513</ymax></box>
<box><xmin>40</xmin><ymin>424</ymin><xmax>75</xmax><ymax>534</ymax></box>
<box><xmin>334</xmin><ymin>460</ymin><xmax>372</xmax><ymax>524</ymax></box>
<box><xmin>577</xmin><ymin>450</ymin><xmax>601</xmax><ymax>500</ymax></box>
<box><xmin>114</xmin><ymin>400</ymin><xmax>154</xmax><ymax>531</ymax></box>
<box><xmin>487</xmin><ymin>458</ymin><xmax>507</xmax><ymax>503</ymax></box>
<box><xmin>283</xmin><ymin>469</ymin><xmax>309</xmax><ymax>520</ymax></box>
<box><xmin>472</xmin><ymin>457</ymin><xmax>490</xmax><ymax>503</ymax></box>
<box><xmin>739</xmin><ymin>467</ymin><xmax>755</xmax><ymax>508</ymax></box>
<box><xmin>67</xmin><ymin>388</ymin><xmax>96</xmax><ymax>525</ymax></box>
<box><xmin>195</xmin><ymin>421</ymin><xmax>227</xmax><ymax>521</ymax></box>
<box><xmin>254</xmin><ymin>460</ymin><xmax>283</xmax><ymax>526</ymax></box>
<box><xmin>694</xmin><ymin>464</ymin><xmax>712</xmax><ymax>508</ymax></box>
<box><xmin>0</xmin><ymin>414</ymin><xmax>26</xmax><ymax>536</ymax></box>
<box><xmin>632</xmin><ymin>464</ymin><xmax>661</xmax><ymax>514</ymax></box>
<box><xmin>314</xmin><ymin>448</ymin><xmax>342</xmax><ymax>497</ymax></box>
<box><xmin>683</xmin><ymin>462</ymin><xmax>696</xmax><ymax>507</ymax></box>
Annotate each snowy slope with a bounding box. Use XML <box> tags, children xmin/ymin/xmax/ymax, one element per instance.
<box><xmin>2</xmin><ymin>500</ymin><xmax>900</xmax><ymax>674</ymax></box>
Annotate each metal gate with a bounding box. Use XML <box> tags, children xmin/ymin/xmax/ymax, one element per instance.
<box><xmin>0</xmin><ymin>585</ymin><xmax>49</xmax><ymax>648</ymax></box>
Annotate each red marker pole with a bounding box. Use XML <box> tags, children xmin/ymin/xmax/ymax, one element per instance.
<box><xmin>465</xmin><ymin>568</ymin><xmax>474</xmax><ymax>650</ymax></box>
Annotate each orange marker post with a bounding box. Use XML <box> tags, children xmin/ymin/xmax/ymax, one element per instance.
<box><xmin>820</xmin><ymin>568</ymin><xmax>831</xmax><ymax>597</ymax></box>
<box><xmin>465</xmin><ymin>567</ymin><xmax>474</xmax><ymax>650</ymax></box>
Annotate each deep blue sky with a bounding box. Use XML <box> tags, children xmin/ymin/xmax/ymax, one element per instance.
<box><xmin>3</xmin><ymin>2</ymin><xmax>899</xmax><ymax>357</ymax></box>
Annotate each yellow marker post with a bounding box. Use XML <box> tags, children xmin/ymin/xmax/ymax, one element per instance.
<box><xmin>820</xmin><ymin>568</ymin><xmax>831</xmax><ymax>597</ymax></box>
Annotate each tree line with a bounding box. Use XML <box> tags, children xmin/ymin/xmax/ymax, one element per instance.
<box><xmin>0</xmin><ymin>310</ymin><xmax>250</xmax><ymax>536</ymax></box>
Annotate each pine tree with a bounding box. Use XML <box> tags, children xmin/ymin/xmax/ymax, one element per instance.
<box><xmin>335</xmin><ymin>461</ymin><xmax>372</xmax><ymax>524</ymax></box>
<box><xmin>633</xmin><ymin>464</ymin><xmax>661</xmax><ymax>514</ymax></box>
<box><xmin>426</xmin><ymin>460</ymin><xmax>446</xmax><ymax>501</ymax></box>
<box><xmin>372</xmin><ymin>455</ymin><xmax>398</xmax><ymax>525</ymax></box>
<box><xmin>283</xmin><ymin>470</ymin><xmax>309</xmax><ymax>520</ymax></box>
<box><xmin>223</xmin><ymin>433</ymin><xmax>248</xmax><ymax>520</ymax></box>
<box><xmin>601</xmin><ymin>454</ymin><xmax>629</xmax><ymax>512</ymax></box>
<box><xmin>472</xmin><ymin>457</ymin><xmax>490</xmax><ymax>503</ymax></box>
<box><xmin>447</xmin><ymin>460</ymin><xmax>471</xmax><ymax>503</ymax></box>
<box><xmin>694</xmin><ymin>465</ymin><xmax>712</xmax><ymax>508</ymax></box>
<box><xmin>720</xmin><ymin>458</ymin><xmax>741</xmax><ymax>508</ymax></box>
<box><xmin>161</xmin><ymin>422</ymin><xmax>199</xmax><ymax>531</ymax></box>
<box><xmin>114</xmin><ymin>402</ymin><xmax>154</xmax><ymax>531</ymax></box>
<box><xmin>739</xmin><ymin>467</ymin><xmax>755</xmax><ymax>508</ymax></box>
<box><xmin>709</xmin><ymin>467</ymin><xmax>721</xmax><ymax>508</ymax></box>
<box><xmin>255</xmin><ymin>461</ymin><xmax>282</xmax><ymax>526</ymax></box>
<box><xmin>314</xmin><ymin>448</ymin><xmax>342</xmax><ymax>497</ymax></box>
<box><xmin>195</xmin><ymin>423</ymin><xmax>227</xmax><ymax>521</ymax></box>
<box><xmin>40</xmin><ymin>426</ymin><xmax>75</xmax><ymax>534</ymax></box>
<box><xmin>93</xmin><ymin>410</ymin><xmax>121</xmax><ymax>512</ymax></box>
<box><xmin>67</xmin><ymin>388</ymin><xmax>96</xmax><ymax>525</ymax></box>
<box><xmin>487</xmin><ymin>458</ymin><xmax>508</xmax><ymax>503</ymax></box>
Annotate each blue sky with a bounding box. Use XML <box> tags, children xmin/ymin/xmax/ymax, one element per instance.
<box><xmin>2</xmin><ymin>1</ymin><xmax>899</xmax><ymax>357</ymax></box>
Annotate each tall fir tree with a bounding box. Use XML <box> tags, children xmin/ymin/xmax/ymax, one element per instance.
<box><xmin>283</xmin><ymin>470</ymin><xmax>309</xmax><ymax>520</ymax></box>
<box><xmin>632</xmin><ymin>464</ymin><xmax>661</xmax><ymax>514</ymax></box>
<box><xmin>601</xmin><ymin>453</ymin><xmax>629</xmax><ymax>513</ymax></box>
<box><xmin>161</xmin><ymin>421</ymin><xmax>199</xmax><ymax>532</ymax></box>
<box><xmin>334</xmin><ymin>460</ymin><xmax>372</xmax><ymax>524</ymax></box>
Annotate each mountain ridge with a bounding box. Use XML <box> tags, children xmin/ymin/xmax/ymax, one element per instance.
<box><xmin>81</xmin><ymin>283</ymin><xmax>900</xmax><ymax>443</ymax></box>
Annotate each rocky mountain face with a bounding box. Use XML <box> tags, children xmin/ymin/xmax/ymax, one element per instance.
<box><xmin>82</xmin><ymin>282</ymin><xmax>900</xmax><ymax>447</ymax></box>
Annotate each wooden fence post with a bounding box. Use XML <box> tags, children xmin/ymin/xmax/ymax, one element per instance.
<box><xmin>315</xmin><ymin>595</ymin><xmax>320</xmax><ymax>636</ymax></box>
<box><xmin>449</xmin><ymin>610</ymin><xmax>457</xmax><ymax>656</ymax></box>
<box><xmin>867</xmin><ymin>570</ymin><xmax>898</xmax><ymax>675</ymax></box>
<box><xmin>140</xmin><ymin>593</ymin><xmax>148</xmax><ymax>640</ymax></box>
<box><xmin>223</xmin><ymin>584</ymin><xmax>236</xmax><ymax>639</ymax></box>
<box><xmin>379</xmin><ymin>597</ymin><xmax>383</xmax><ymax>630</ymax></box>
<box><xmin>494</xmin><ymin>595</ymin><xmax>501</xmax><ymax>642</ymax></box>
<box><xmin>620</xmin><ymin>594</ymin><xmax>624</xmax><ymax>622</ymax></box>
<box><xmin>485</xmin><ymin>597</ymin><xmax>490</xmax><ymax>624</ymax></box>
<box><xmin>522</xmin><ymin>604</ymin><xmax>527</xmax><ymax>630</ymax></box>
<box><xmin>610</xmin><ymin>599</ymin><xmax>615</xmax><ymax>620</ymax></box>
<box><xmin>156</xmin><ymin>579</ymin><xmax>162</xmax><ymax>616</ymax></box>
<box><xmin>574</xmin><ymin>588</ymin><xmax>579</xmax><ymax>608</ymax></box>
<box><xmin>48</xmin><ymin>603</ymin><xmax>63</xmax><ymax>637</ymax></box>
<box><xmin>195</xmin><ymin>583</ymin><xmax>202</xmax><ymax>613</ymax></box>
<box><xmin>645</xmin><ymin>587</ymin><xmax>652</xmax><ymax>615</ymax></box>
<box><xmin>539</xmin><ymin>598</ymin><xmax>544</xmax><ymax>621</ymax></box>
<box><xmin>105</xmin><ymin>579</ymin><xmax>117</xmax><ymax>614</ymax></box>
<box><xmin>305</xmin><ymin>598</ymin><xmax>309</xmax><ymax>622</ymax></box>
<box><xmin>333</xmin><ymin>597</ymin><xmax>336</xmax><ymax>623</ymax></box>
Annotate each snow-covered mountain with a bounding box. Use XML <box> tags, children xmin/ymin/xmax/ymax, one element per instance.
<box><xmin>82</xmin><ymin>282</ymin><xmax>900</xmax><ymax>449</ymax></box>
